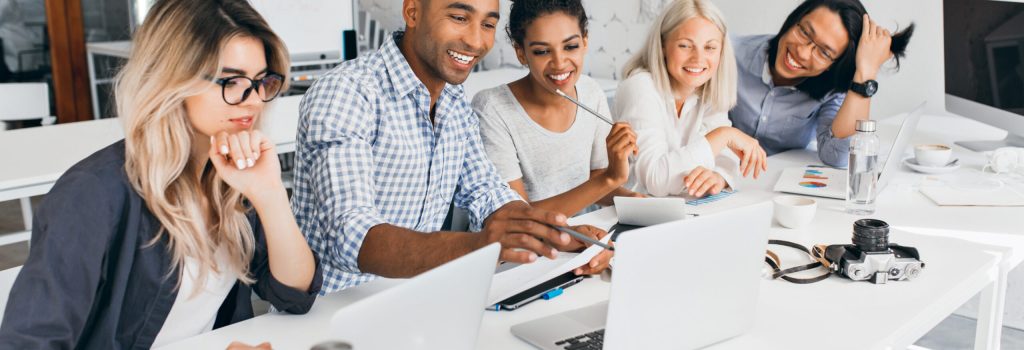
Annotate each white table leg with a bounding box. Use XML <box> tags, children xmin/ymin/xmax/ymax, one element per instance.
<box><xmin>974</xmin><ymin>260</ymin><xmax>1009</xmax><ymax>350</ymax></box>
<box><xmin>18</xmin><ymin>197</ymin><xmax>31</xmax><ymax>231</ymax></box>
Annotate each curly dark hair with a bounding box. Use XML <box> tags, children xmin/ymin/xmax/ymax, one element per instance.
<box><xmin>506</xmin><ymin>0</ymin><xmax>589</xmax><ymax>47</ymax></box>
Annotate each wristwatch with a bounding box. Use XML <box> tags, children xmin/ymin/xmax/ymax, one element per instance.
<box><xmin>849</xmin><ymin>80</ymin><xmax>879</xmax><ymax>98</ymax></box>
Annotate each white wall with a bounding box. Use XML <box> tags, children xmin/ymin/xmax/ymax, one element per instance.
<box><xmin>359</xmin><ymin>1</ymin><xmax>942</xmax><ymax>119</ymax></box>
<box><xmin>478</xmin><ymin>0</ymin><xmax>944</xmax><ymax>120</ymax></box>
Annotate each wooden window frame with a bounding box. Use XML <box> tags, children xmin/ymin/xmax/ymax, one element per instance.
<box><xmin>46</xmin><ymin>0</ymin><xmax>93</xmax><ymax>123</ymax></box>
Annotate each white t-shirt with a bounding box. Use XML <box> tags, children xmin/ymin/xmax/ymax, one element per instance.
<box><xmin>473</xmin><ymin>75</ymin><xmax>612</xmax><ymax>205</ymax></box>
<box><xmin>613</xmin><ymin>70</ymin><xmax>741</xmax><ymax>197</ymax></box>
<box><xmin>151</xmin><ymin>247</ymin><xmax>239</xmax><ymax>348</ymax></box>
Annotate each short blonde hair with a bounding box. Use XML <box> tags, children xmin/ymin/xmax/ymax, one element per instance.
<box><xmin>621</xmin><ymin>0</ymin><xmax>737</xmax><ymax>114</ymax></box>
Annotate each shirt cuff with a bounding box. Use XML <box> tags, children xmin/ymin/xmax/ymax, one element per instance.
<box><xmin>467</xmin><ymin>187</ymin><xmax>522</xmax><ymax>231</ymax></box>
<box><xmin>716</xmin><ymin>167</ymin><xmax>739</xmax><ymax>191</ymax></box>
<box><xmin>262</xmin><ymin>254</ymin><xmax>324</xmax><ymax>314</ymax></box>
<box><xmin>334</xmin><ymin>209</ymin><xmax>388</xmax><ymax>275</ymax></box>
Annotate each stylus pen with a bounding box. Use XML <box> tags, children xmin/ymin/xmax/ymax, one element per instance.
<box><xmin>554</xmin><ymin>89</ymin><xmax>615</xmax><ymax>126</ymax></box>
<box><xmin>553</xmin><ymin>226</ymin><xmax>615</xmax><ymax>251</ymax></box>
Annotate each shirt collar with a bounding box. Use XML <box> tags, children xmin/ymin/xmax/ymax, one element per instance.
<box><xmin>382</xmin><ymin>31</ymin><xmax>465</xmax><ymax>101</ymax></box>
<box><xmin>751</xmin><ymin>37</ymin><xmax>799</xmax><ymax>92</ymax></box>
<box><xmin>679</xmin><ymin>94</ymin><xmax>700</xmax><ymax>118</ymax></box>
<box><xmin>382</xmin><ymin>31</ymin><xmax>422</xmax><ymax>98</ymax></box>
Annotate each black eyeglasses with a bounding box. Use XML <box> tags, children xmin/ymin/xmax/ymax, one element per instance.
<box><xmin>212</xmin><ymin>73</ymin><xmax>285</xmax><ymax>105</ymax></box>
<box><xmin>794</xmin><ymin>23</ymin><xmax>836</xmax><ymax>64</ymax></box>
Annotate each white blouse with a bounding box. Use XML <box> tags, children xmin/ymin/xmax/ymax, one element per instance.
<box><xmin>151</xmin><ymin>246</ymin><xmax>238</xmax><ymax>348</ymax></box>
<box><xmin>613</xmin><ymin>71</ymin><xmax>741</xmax><ymax>197</ymax></box>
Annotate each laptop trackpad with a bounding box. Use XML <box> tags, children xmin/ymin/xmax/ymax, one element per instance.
<box><xmin>511</xmin><ymin>301</ymin><xmax>608</xmax><ymax>349</ymax></box>
<box><xmin>562</xmin><ymin>301</ymin><xmax>608</xmax><ymax>329</ymax></box>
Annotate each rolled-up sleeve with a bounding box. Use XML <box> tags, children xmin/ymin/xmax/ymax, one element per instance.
<box><xmin>814</xmin><ymin>93</ymin><xmax>850</xmax><ymax>168</ymax></box>
<box><xmin>454</xmin><ymin>116</ymin><xmax>522</xmax><ymax>231</ymax></box>
<box><xmin>247</xmin><ymin>213</ymin><xmax>322</xmax><ymax>314</ymax></box>
<box><xmin>298</xmin><ymin>74</ymin><xmax>386</xmax><ymax>275</ymax></box>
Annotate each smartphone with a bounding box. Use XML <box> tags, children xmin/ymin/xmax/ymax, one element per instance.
<box><xmin>493</xmin><ymin>271</ymin><xmax>586</xmax><ymax>311</ymax></box>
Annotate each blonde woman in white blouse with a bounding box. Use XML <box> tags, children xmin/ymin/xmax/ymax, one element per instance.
<box><xmin>614</xmin><ymin>0</ymin><xmax>768</xmax><ymax>198</ymax></box>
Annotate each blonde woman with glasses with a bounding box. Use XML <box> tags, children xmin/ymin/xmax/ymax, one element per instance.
<box><xmin>0</xmin><ymin>0</ymin><xmax>320</xmax><ymax>348</ymax></box>
<box><xmin>615</xmin><ymin>0</ymin><xmax>767</xmax><ymax>198</ymax></box>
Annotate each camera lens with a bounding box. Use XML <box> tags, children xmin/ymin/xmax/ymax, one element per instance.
<box><xmin>852</xmin><ymin>219</ymin><xmax>889</xmax><ymax>252</ymax></box>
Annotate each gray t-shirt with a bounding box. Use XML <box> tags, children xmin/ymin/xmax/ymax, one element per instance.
<box><xmin>473</xmin><ymin>75</ymin><xmax>611</xmax><ymax>202</ymax></box>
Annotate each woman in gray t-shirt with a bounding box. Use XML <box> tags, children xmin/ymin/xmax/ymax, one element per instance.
<box><xmin>472</xmin><ymin>0</ymin><xmax>641</xmax><ymax>220</ymax></box>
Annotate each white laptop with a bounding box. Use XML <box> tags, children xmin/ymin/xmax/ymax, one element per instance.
<box><xmin>773</xmin><ymin>102</ymin><xmax>926</xmax><ymax>199</ymax></box>
<box><xmin>612</xmin><ymin>196</ymin><xmax>689</xmax><ymax>226</ymax></box>
<box><xmin>327</xmin><ymin>243</ymin><xmax>500</xmax><ymax>350</ymax></box>
<box><xmin>512</xmin><ymin>201</ymin><xmax>772</xmax><ymax>350</ymax></box>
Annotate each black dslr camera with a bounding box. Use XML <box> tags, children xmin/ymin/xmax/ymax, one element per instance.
<box><xmin>822</xmin><ymin>219</ymin><xmax>925</xmax><ymax>284</ymax></box>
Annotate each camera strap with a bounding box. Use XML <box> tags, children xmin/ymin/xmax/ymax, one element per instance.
<box><xmin>764</xmin><ymin>240</ymin><xmax>832</xmax><ymax>284</ymax></box>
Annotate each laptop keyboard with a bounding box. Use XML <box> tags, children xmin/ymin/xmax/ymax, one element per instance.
<box><xmin>554</xmin><ymin>329</ymin><xmax>604</xmax><ymax>349</ymax></box>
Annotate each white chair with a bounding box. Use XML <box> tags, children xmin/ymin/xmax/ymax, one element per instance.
<box><xmin>0</xmin><ymin>83</ymin><xmax>52</xmax><ymax>235</ymax></box>
<box><xmin>0</xmin><ymin>82</ymin><xmax>53</xmax><ymax>131</ymax></box>
<box><xmin>0</xmin><ymin>266</ymin><xmax>23</xmax><ymax>323</ymax></box>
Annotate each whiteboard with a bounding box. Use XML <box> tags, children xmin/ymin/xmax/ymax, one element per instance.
<box><xmin>249</xmin><ymin>0</ymin><xmax>355</xmax><ymax>63</ymax></box>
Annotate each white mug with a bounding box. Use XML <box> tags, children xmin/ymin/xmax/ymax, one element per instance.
<box><xmin>914</xmin><ymin>144</ymin><xmax>953</xmax><ymax>167</ymax></box>
<box><xmin>773</xmin><ymin>195</ymin><xmax>817</xmax><ymax>229</ymax></box>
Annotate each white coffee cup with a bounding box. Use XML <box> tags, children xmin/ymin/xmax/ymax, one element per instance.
<box><xmin>914</xmin><ymin>144</ymin><xmax>953</xmax><ymax>167</ymax></box>
<box><xmin>773</xmin><ymin>195</ymin><xmax>817</xmax><ymax>229</ymax></box>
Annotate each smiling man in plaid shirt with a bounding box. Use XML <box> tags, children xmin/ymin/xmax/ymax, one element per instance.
<box><xmin>292</xmin><ymin>0</ymin><xmax>610</xmax><ymax>293</ymax></box>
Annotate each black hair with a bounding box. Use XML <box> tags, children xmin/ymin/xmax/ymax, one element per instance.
<box><xmin>506</xmin><ymin>0</ymin><xmax>589</xmax><ymax>47</ymax></box>
<box><xmin>767</xmin><ymin>0</ymin><xmax>915</xmax><ymax>100</ymax></box>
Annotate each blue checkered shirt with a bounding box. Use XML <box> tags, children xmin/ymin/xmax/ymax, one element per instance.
<box><xmin>292</xmin><ymin>32</ymin><xmax>521</xmax><ymax>293</ymax></box>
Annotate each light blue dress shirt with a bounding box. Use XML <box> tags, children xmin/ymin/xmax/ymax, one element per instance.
<box><xmin>292</xmin><ymin>32</ymin><xmax>522</xmax><ymax>293</ymax></box>
<box><xmin>730</xmin><ymin>35</ymin><xmax>850</xmax><ymax>167</ymax></box>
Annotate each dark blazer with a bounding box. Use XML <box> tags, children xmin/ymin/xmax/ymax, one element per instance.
<box><xmin>0</xmin><ymin>140</ymin><xmax>323</xmax><ymax>349</ymax></box>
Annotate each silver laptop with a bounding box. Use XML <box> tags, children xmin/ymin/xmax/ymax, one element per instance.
<box><xmin>328</xmin><ymin>243</ymin><xmax>500</xmax><ymax>350</ymax></box>
<box><xmin>773</xmin><ymin>102</ymin><xmax>926</xmax><ymax>199</ymax></box>
<box><xmin>512</xmin><ymin>201</ymin><xmax>772</xmax><ymax>349</ymax></box>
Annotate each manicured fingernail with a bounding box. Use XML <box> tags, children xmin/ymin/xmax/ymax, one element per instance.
<box><xmin>591</xmin><ymin>261</ymin><xmax>598</xmax><ymax>267</ymax></box>
<box><xmin>221</xmin><ymin>146</ymin><xmax>229</xmax><ymax>155</ymax></box>
<box><xmin>246</xmin><ymin>158</ymin><xmax>255</xmax><ymax>167</ymax></box>
<box><xmin>560</xmin><ymin>233</ymin><xmax>570</xmax><ymax>243</ymax></box>
<box><xmin>209</xmin><ymin>136</ymin><xmax>215</xmax><ymax>144</ymax></box>
<box><xmin>550</xmin><ymin>248</ymin><xmax>558</xmax><ymax>257</ymax></box>
<box><xmin>235</xmin><ymin>159</ymin><xmax>245</xmax><ymax>170</ymax></box>
<box><xmin>556</xmin><ymin>214</ymin><xmax>567</xmax><ymax>224</ymax></box>
<box><xmin>527</xmin><ymin>253</ymin><xmax>537</xmax><ymax>262</ymax></box>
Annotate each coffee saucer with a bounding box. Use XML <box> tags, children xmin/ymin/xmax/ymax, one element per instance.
<box><xmin>903</xmin><ymin>157</ymin><xmax>960</xmax><ymax>174</ymax></box>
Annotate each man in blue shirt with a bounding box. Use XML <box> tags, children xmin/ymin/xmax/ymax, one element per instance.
<box><xmin>729</xmin><ymin>0</ymin><xmax>914</xmax><ymax>167</ymax></box>
<box><xmin>293</xmin><ymin>0</ymin><xmax>607</xmax><ymax>293</ymax></box>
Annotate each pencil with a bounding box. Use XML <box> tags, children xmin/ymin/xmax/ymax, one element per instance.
<box><xmin>554</xmin><ymin>89</ymin><xmax>615</xmax><ymax>126</ymax></box>
<box><xmin>553</xmin><ymin>226</ymin><xmax>615</xmax><ymax>251</ymax></box>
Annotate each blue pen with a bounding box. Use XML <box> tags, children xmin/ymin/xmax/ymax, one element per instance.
<box><xmin>541</xmin><ymin>288</ymin><xmax>564</xmax><ymax>300</ymax></box>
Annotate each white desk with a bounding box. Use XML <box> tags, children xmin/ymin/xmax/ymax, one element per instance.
<box><xmin>163</xmin><ymin>112</ymin><xmax>1024</xmax><ymax>350</ymax></box>
<box><xmin>0</xmin><ymin>95</ymin><xmax>301</xmax><ymax>245</ymax></box>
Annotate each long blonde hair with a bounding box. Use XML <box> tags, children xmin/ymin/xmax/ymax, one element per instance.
<box><xmin>621</xmin><ymin>0</ymin><xmax>737</xmax><ymax>114</ymax></box>
<box><xmin>115</xmin><ymin>0</ymin><xmax>289</xmax><ymax>289</ymax></box>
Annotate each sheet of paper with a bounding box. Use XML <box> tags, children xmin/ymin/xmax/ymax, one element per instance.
<box><xmin>486</xmin><ymin>234</ymin><xmax>612</xmax><ymax>305</ymax></box>
<box><xmin>920</xmin><ymin>186</ymin><xmax>1024</xmax><ymax>206</ymax></box>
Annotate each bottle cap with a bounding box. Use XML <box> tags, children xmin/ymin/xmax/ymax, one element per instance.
<box><xmin>855</xmin><ymin>120</ymin><xmax>876</xmax><ymax>132</ymax></box>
